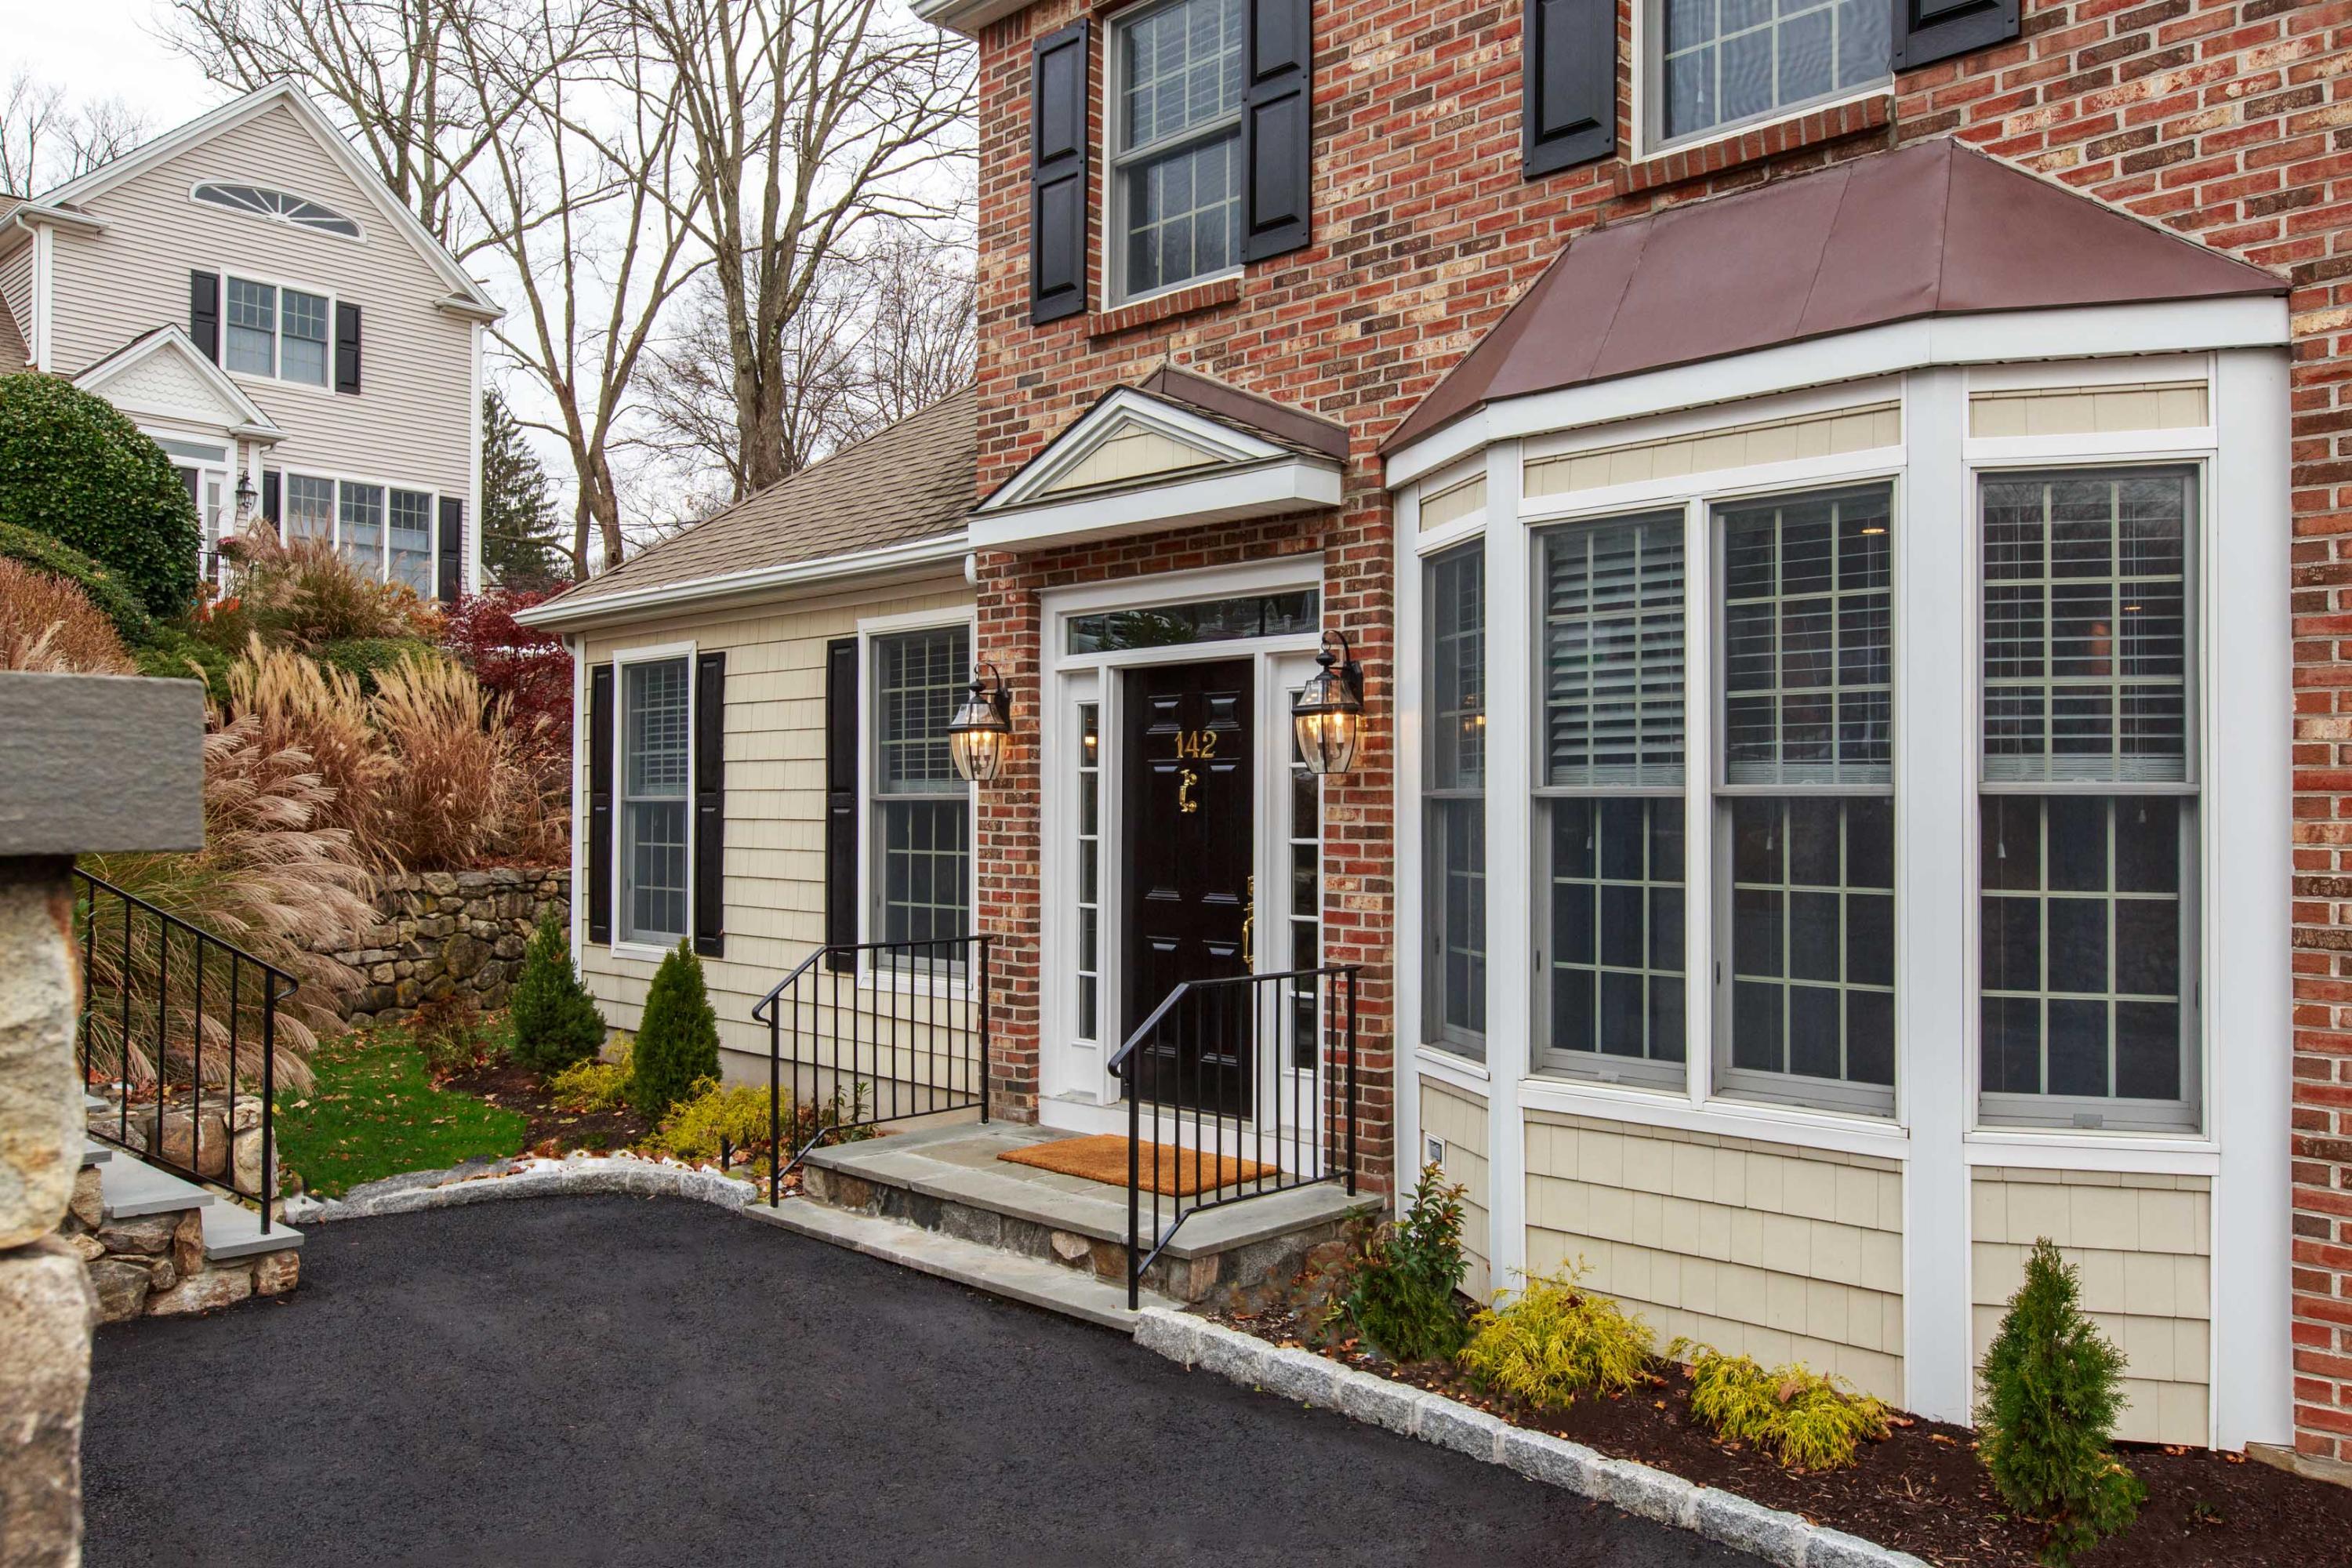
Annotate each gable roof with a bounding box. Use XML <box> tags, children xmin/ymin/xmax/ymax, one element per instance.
<box><xmin>17</xmin><ymin>83</ymin><xmax>499</xmax><ymax>319</ymax></box>
<box><xmin>71</xmin><ymin>324</ymin><xmax>284</xmax><ymax>438</ymax></box>
<box><xmin>1385</xmin><ymin>138</ymin><xmax>2285</xmax><ymax>455</ymax></box>
<box><xmin>519</xmin><ymin>387</ymin><xmax>978</xmax><ymax>629</ymax></box>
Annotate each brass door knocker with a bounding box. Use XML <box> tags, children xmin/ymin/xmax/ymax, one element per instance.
<box><xmin>1177</xmin><ymin>766</ymin><xmax>1200</xmax><ymax>813</ymax></box>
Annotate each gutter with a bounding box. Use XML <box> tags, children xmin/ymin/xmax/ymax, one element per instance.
<box><xmin>515</xmin><ymin>531</ymin><xmax>971</xmax><ymax>631</ymax></box>
<box><xmin>9</xmin><ymin>202</ymin><xmax>107</xmax><ymax>238</ymax></box>
<box><xmin>908</xmin><ymin>0</ymin><xmax>1029</xmax><ymax>34</ymax></box>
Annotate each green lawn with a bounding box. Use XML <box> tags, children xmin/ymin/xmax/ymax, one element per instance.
<box><xmin>276</xmin><ymin>1026</ymin><xmax>529</xmax><ymax>1199</ymax></box>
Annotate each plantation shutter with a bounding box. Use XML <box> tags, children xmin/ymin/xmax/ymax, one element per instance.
<box><xmin>587</xmin><ymin>662</ymin><xmax>615</xmax><ymax>945</ymax></box>
<box><xmin>190</xmin><ymin>271</ymin><xmax>221</xmax><ymax>361</ymax></box>
<box><xmin>823</xmin><ymin>637</ymin><xmax>859</xmax><ymax>971</ymax></box>
<box><xmin>1029</xmin><ymin>20</ymin><xmax>1089</xmax><ymax>326</ymax></box>
<box><xmin>437</xmin><ymin>497</ymin><xmax>465</xmax><ymax>602</ymax></box>
<box><xmin>1240</xmin><ymin>0</ymin><xmax>1312</xmax><ymax>262</ymax></box>
<box><xmin>692</xmin><ymin>651</ymin><xmax>727</xmax><ymax>958</ymax></box>
<box><xmin>1544</xmin><ymin>517</ymin><xmax>1685</xmax><ymax>786</ymax></box>
<box><xmin>260</xmin><ymin>470</ymin><xmax>281</xmax><ymax>529</ymax></box>
<box><xmin>1893</xmin><ymin>0</ymin><xmax>2019</xmax><ymax>69</ymax></box>
<box><xmin>334</xmin><ymin>303</ymin><xmax>361</xmax><ymax>394</ymax></box>
<box><xmin>1523</xmin><ymin>0</ymin><xmax>1616</xmax><ymax>177</ymax></box>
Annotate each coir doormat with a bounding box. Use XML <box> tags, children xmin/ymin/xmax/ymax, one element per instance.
<box><xmin>998</xmin><ymin>1134</ymin><xmax>1273</xmax><ymax>1197</ymax></box>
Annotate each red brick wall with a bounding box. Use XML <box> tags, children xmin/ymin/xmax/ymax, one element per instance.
<box><xmin>971</xmin><ymin>0</ymin><xmax>2350</xmax><ymax>1440</ymax></box>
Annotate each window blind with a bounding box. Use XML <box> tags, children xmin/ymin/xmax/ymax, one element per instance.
<box><xmin>1544</xmin><ymin>514</ymin><xmax>1685</xmax><ymax>787</ymax></box>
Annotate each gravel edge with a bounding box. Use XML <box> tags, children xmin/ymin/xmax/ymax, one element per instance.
<box><xmin>283</xmin><ymin>1153</ymin><xmax>757</xmax><ymax>1222</ymax></box>
<box><xmin>1133</xmin><ymin>1308</ymin><xmax>1929</xmax><ymax>1568</ymax></box>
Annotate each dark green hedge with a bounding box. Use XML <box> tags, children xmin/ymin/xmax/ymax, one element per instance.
<box><xmin>314</xmin><ymin>636</ymin><xmax>443</xmax><ymax>692</ymax></box>
<box><xmin>0</xmin><ymin>520</ymin><xmax>158</xmax><ymax>647</ymax></box>
<box><xmin>0</xmin><ymin>373</ymin><xmax>201</xmax><ymax>619</ymax></box>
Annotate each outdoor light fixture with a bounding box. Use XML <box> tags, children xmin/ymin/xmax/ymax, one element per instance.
<box><xmin>234</xmin><ymin>471</ymin><xmax>257</xmax><ymax>522</ymax></box>
<box><xmin>1292</xmin><ymin>630</ymin><xmax>1367</xmax><ymax>777</ymax></box>
<box><xmin>948</xmin><ymin>663</ymin><xmax>1014</xmax><ymax>783</ymax></box>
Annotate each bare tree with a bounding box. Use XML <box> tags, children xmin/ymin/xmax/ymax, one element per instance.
<box><xmin>848</xmin><ymin>227</ymin><xmax>975</xmax><ymax>434</ymax></box>
<box><xmin>0</xmin><ymin>72</ymin><xmax>149</xmax><ymax>194</ymax></box>
<box><xmin>629</xmin><ymin>0</ymin><xmax>972</xmax><ymax>501</ymax></box>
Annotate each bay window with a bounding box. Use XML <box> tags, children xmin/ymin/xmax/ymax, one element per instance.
<box><xmin>873</xmin><ymin>626</ymin><xmax>972</xmax><ymax>949</ymax></box>
<box><xmin>1978</xmin><ymin>468</ymin><xmax>2198</xmax><ymax>1131</ymax></box>
<box><xmin>1714</xmin><ymin>485</ymin><xmax>1896</xmax><ymax>1113</ymax></box>
<box><xmin>1424</xmin><ymin>543</ymin><xmax>1486</xmax><ymax>1058</ymax></box>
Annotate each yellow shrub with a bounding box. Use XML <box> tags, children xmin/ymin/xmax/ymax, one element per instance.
<box><xmin>547</xmin><ymin>1040</ymin><xmax>633</xmax><ymax>1113</ymax></box>
<box><xmin>1459</xmin><ymin>1263</ymin><xmax>1655</xmax><ymax>1409</ymax></box>
<box><xmin>1679</xmin><ymin>1344</ymin><xmax>1891</xmax><ymax>1471</ymax></box>
<box><xmin>652</xmin><ymin>1077</ymin><xmax>771</xmax><ymax>1164</ymax></box>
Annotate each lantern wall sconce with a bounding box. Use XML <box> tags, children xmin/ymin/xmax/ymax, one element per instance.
<box><xmin>1291</xmin><ymin>630</ymin><xmax>1367</xmax><ymax>777</ymax></box>
<box><xmin>948</xmin><ymin>663</ymin><xmax>1014</xmax><ymax>783</ymax></box>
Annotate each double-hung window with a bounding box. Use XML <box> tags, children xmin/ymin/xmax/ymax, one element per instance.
<box><xmin>223</xmin><ymin>276</ymin><xmax>331</xmax><ymax>386</ymax></box>
<box><xmin>389</xmin><ymin>489</ymin><xmax>434</xmax><ymax>593</ymax></box>
<box><xmin>339</xmin><ymin>482</ymin><xmax>386</xmax><ymax>575</ymax></box>
<box><xmin>1109</xmin><ymin>0</ymin><xmax>1245</xmax><ymax>302</ymax></box>
<box><xmin>1424</xmin><ymin>543</ymin><xmax>1486</xmax><ymax>1058</ymax></box>
<box><xmin>873</xmin><ymin>627</ymin><xmax>972</xmax><ymax>949</ymax></box>
<box><xmin>1537</xmin><ymin>514</ymin><xmax>1687</xmax><ymax>1086</ymax></box>
<box><xmin>1647</xmin><ymin>0</ymin><xmax>1890</xmax><ymax>151</ymax></box>
<box><xmin>1715</xmin><ymin>485</ymin><xmax>1896</xmax><ymax>1114</ymax></box>
<box><xmin>1979</xmin><ymin>469</ymin><xmax>2198</xmax><ymax>1131</ymax></box>
<box><xmin>621</xmin><ymin>658</ymin><xmax>692</xmax><ymax>946</ymax></box>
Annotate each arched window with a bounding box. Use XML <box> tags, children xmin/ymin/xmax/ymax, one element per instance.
<box><xmin>191</xmin><ymin>182</ymin><xmax>362</xmax><ymax>239</ymax></box>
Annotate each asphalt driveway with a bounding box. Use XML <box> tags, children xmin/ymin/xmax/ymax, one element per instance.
<box><xmin>84</xmin><ymin>1195</ymin><xmax>1750</xmax><ymax>1566</ymax></box>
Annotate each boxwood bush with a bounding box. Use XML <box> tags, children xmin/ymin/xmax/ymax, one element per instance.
<box><xmin>0</xmin><ymin>374</ymin><xmax>201</xmax><ymax>619</ymax></box>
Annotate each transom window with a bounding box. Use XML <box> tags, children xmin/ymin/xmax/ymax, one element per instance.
<box><xmin>1978</xmin><ymin>468</ymin><xmax>2198</xmax><ymax>1131</ymax></box>
<box><xmin>621</xmin><ymin>658</ymin><xmax>692</xmax><ymax>946</ymax></box>
<box><xmin>223</xmin><ymin>275</ymin><xmax>331</xmax><ymax>386</ymax></box>
<box><xmin>1067</xmin><ymin>590</ymin><xmax>1319</xmax><ymax>652</ymax></box>
<box><xmin>192</xmin><ymin>182</ymin><xmax>362</xmax><ymax>239</ymax></box>
<box><xmin>1649</xmin><ymin>0</ymin><xmax>1890</xmax><ymax>150</ymax></box>
<box><xmin>1110</xmin><ymin>0</ymin><xmax>1245</xmax><ymax>302</ymax></box>
<box><xmin>873</xmin><ymin>627</ymin><xmax>973</xmax><ymax>949</ymax></box>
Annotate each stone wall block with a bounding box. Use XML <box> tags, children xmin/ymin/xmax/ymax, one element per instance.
<box><xmin>0</xmin><ymin>876</ymin><xmax>81</xmax><ymax>1248</ymax></box>
<box><xmin>0</xmin><ymin>1237</ymin><xmax>98</xmax><ymax>1566</ymax></box>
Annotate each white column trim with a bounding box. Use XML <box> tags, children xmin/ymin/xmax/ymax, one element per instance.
<box><xmin>1395</xmin><ymin>483</ymin><xmax>1426</xmax><ymax>1223</ymax></box>
<box><xmin>1484</xmin><ymin>439</ymin><xmax>1530</xmax><ymax>1291</ymax></box>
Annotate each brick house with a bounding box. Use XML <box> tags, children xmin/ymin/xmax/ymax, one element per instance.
<box><xmin>529</xmin><ymin>0</ymin><xmax>2350</xmax><ymax>1466</ymax></box>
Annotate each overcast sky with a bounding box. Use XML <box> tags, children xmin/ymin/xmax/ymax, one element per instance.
<box><xmin>9</xmin><ymin>0</ymin><xmax>223</xmax><ymax>120</ymax></box>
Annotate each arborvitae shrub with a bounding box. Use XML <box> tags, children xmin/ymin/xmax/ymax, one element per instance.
<box><xmin>1340</xmin><ymin>1163</ymin><xmax>1471</xmax><ymax>1362</ymax></box>
<box><xmin>1460</xmin><ymin>1263</ymin><xmax>1655</xmax><ymax>1410</ymax></box>
<box><xmin>629</xmin><ymin>942</ymin><xmax>720</xmax><ymax>1117</ymax></box>
<box><xmin>1979</xmin><ymin>1238</ymin><xmax>2145</xmax><ymax>1565</ymax></box>
<box><xmin>509</xmin><ymin>909</ymin><xmax>607</xmax><ymax>1074</ymax></box>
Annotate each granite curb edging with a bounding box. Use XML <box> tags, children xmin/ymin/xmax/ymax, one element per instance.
<box><xmin>1133</xmin><ymin>1309</ymin><xmax>1929</xmax><ymax>1568</ymax></box>
<box><xmin>284</xmin><ymin>1154</ymin><xmax>756</xmax><ymax>1224</ymax></box>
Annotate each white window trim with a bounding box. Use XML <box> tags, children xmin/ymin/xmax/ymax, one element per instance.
<box><xmin>607</xmin><ymin>638</ymin><xmax>699</xmax><ymax>963</ymax></box>
<box><xmin>856</xmin><ymin>608</ymin><xmax>979</xmax><ymax>998</ymax></box>
<box><xmin>189</xmin><ymin>179</ymin><xmax>368</xmax><ymax>244</ymax></box>
<box><xmin>272</xmin><ymin>467</ymin><xmax>439</xmax><ymax>593</ymax></box>
<box><xmin>216</xmin><ymin>266</ymin><xmax>338</xmax><ymax>390</ymax></box>
<box><xmin>1099</xmin><ymin>0</ymin><xmax>1249</xmax><ymax>309</ymax></box>
<box><xmin>1625</xmin><ymin>0</ymin><xmax>1892</xmax><ymax>163</ymax></box>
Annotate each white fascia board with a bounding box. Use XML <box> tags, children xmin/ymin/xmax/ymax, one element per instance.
<box><xmin>982</xmin><ymin>387</ymin><xmax>1284</xmax><ymax>511</ymax></box>
<box><xmin>8</xmin><ymin>202</ymin><xmax>107</xmax><ymax>237</ymax></box>
<box><xmin>435</xmin><ymin>292</ymin><xmax>504</xmax><ymax>324</ymax></box>
<box><xmin>909</xmin><ymin>0</ymin><xmax>1027</xmax><ymax>35</ymax></box>
<box><xmin>971</xmin><ymin>456</ymin><xmax>1343</xmax><ymax>552</ymax></box>
<box><xmin>515</xmin><ymin>532</ymin><xmax>971</xmax><ymax>630</ymax></box>
<box><xmin>1382</xmin><ymin>296</ymin><xmax>2292</xmax><ymax>487</ymax></box>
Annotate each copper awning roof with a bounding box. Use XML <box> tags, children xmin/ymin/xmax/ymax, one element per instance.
<box><xmin>1385</xmin><ymin>139</ymin><xmax>2285</xmax><ymax>456</ymax></box>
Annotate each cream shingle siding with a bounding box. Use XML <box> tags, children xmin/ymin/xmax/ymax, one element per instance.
<box><xmin>1971</xmin><ymin>1167</ymin><xmax>2212</xmax><ymax>1446</ymax></box>
<box><xmin>1418</xmin><ymin>1079</ymin><xmax>1491</xmax><ymax>1299</ymax></box>
<box><xmin>1968</xmin><ymin>381</ymin><xmax>2209</xmax><ymax>439</ymax></box>
<box><xmin>578</xmin><ymin>575</ymin><xmax>975</xmax><ymax>1081</ymax></box>
<box><xmin>1525</xmin><ymin>1112</ymin><xmax>1905</xmax><ymax>1402</ymax></box>
<box><xmin>42</xmin><ymin>100</ymin><xmax>474</xmax><ymax>506</ymax></box>
<box><xmin>1523</xmin><ymin>402</ymin><xmax>1901</xmax><ymax>499</ymax></box>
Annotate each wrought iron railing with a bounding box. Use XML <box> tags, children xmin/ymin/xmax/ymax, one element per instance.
<box><xmin>751</xmin><ymin>934</ymin><xmax>993</xmax><ymax>1204</ymax></box>
<box><xmin>74</xmin><ymin>867</ymin><xmax>294</xmax><ymax>1231</ymax></box>
<box><xmin>1110</xmin><ymin>964</ymin><xmax>1360</xmax><ymax>1308</ymax></box>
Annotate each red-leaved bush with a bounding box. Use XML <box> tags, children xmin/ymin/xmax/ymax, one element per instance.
<box><xmin>438</xmin><ymin>588</ymin><xmax>573</xmax><ymax>773</ymax></box>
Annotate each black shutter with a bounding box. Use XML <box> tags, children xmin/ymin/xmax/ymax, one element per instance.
<box><xmin>587</xmin><ymin>663</ymin><xmax>615</xmax><ymax>946</ymax></box>
<box><xmin>1523</xmin><ymin>0</ymin><xmax>1616</xmax><ymax>176</ymax></box>
<box><xmin>692</xmin><ymin>652</ymin><xmax>727</xmax><ymax>958</ymax></box>
<box><xmin>1240</xmin><ymin>0</ymin><xmax>1312</xmax><ymax>262</ymax></box>
<box><xmin>260</xmin><ymin>470</ymin><xmax>280</xmax><ymax>528</ymax></box>
<box><xmin>334</xmin><ymin>303</ymin><xmax>361</xmax><ymax>394</ymax></box>
<box><xmin>189</xmin><ymin>271</ymin><xmax>220</xmax><ymax>361</ymax></box>
<box><xmin>1892</xmin><ymin>0</ymin><xmax>2018</xmax><ymax>68</ymax></box>
<box><xmin>437</xmin><ymin>496</ymin><xmax>465</xmax><ymax>602</ymax></box>
<box><xmin>1029</xmin><ymin>20</ymin><xmax>1089</xmax><ymax>326</ymax></box>
<box><xmin>823</xmin><ymin>637</ymin><xmax>859</xmax><ymax>971</ymax></box>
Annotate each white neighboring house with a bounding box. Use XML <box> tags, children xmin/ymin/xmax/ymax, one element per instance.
<box><xmin>0</xmin><ymin>82</ymin><xmax>499</xmax><ymax>600</ymax></box>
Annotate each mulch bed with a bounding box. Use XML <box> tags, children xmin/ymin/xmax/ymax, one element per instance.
<box><xmin>438</xmin><ymin>1061</ymin><xmax>655</xmax><ymax>1156</ymax></box>
<box><xmin>1208</xmin><ymin>1302</ymin><xmax>2352</xmax><ymax>1568</ymax></box>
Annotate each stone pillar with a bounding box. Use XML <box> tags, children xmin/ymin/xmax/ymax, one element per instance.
<box><xmin>0</xmin><ymin>672</ymin><xmax>205</xmax><ymax>1568</ymax></box>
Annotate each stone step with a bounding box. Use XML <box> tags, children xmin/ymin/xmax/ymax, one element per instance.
<box><xmin>198</xmin><ymin>1202</ymin><xmax>303</xmax><ymax>1261</ymax></box>
<box><xmin>96</xmin><ymin>1155</ymin><xmax>215</xmax><ymax>1219</ymax></box>
<box><xmin>745</xmin><ymin>1197</ymin><xmax>1180</xmax><ymax>1333</ymax></box>
<box><xmin>82</xmin><ymin>1139</ymin><xmax>113</xmax><ymax>1167</ymax></box>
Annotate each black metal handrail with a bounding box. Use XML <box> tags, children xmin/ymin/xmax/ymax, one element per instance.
<box><xmin>74</xmin><ymin>867</ymin><xmax>296</xmax><ymax>1232</ymax></box>
<box><xmin>751</xmin><ymin>934</ymin><xmax>992</xmax><ymax>1204</ymax></box>
<box><xmin>1109</xmin><ymin>964</ymin><xmax>1359</xmax><ymax>1308</ymax></box>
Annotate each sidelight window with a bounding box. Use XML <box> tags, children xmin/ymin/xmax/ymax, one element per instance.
<box><xmin>1424</xmin><ymin>542</ymin><xmax>1486</xmax><ymax>1058</ymax></box>
<box><xmin>873</xmin><ymin>626</ymin><xmax>973</xmax><ymax>949</ymax></box>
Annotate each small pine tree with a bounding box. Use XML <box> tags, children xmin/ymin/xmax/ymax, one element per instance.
<box><xmin>630</xmin><ymin>942</ymin><xmax>720</xmax><ymax>1117</ymax></box>
<box><xmin>1341</xmin><ymin>1164</ymin><xmax>1472</xmax><ymax>1362</ymax></box>
<box><xmin>1979</xmin><ymin>1238</ymin><xmax>2146</xmax><ymax>1565</ymax></box>
<box><xmin>508</xmin><ymin>909</ymin><xmax>607</xmax><ymax>1074</ymax></box>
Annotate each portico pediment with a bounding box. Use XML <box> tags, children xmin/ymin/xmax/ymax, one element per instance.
<box><xmin>72</xmin><ymin>325</ymin><xmax>283</xmax><ymax>443</ymax></box>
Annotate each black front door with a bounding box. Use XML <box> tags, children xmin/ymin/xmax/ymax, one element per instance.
<box><xmin>1123</xmin><ymin>659</ymin><xmax>1254</xmax><ymax>1116</ymax></box>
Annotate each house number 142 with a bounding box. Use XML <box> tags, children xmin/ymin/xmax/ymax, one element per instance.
<box><xmin>1174</xmin><ymin>728</ymin><xmax>1218</xmax><ymax>759</ymax></box>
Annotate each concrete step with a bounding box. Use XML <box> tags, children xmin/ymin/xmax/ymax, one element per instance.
<box><xmin>198</xmin><ymin>1201</ymin><xmax>303</xmax><ymax>1261</ymax></box>
<box><xmin>82</xmin><ymin>1139</ymin><xmax>113</xmax><ymax>1167</ymax></box>
<box><xmin>96</xmin><ymin>1155</ymin><xmax>214</xmax><ymax>1219</ymax></box>
<box><xmin>746</xmin><ymin>1197</ymin><xmax>1179</xmax><ymax>1333</ymax></box>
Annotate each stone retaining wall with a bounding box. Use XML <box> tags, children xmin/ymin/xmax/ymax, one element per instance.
<box><xmin>57</xmin><ymin>1166</ymin><xmax>298</xmax><ymax>1322</ymax></box>
<box><xmin>325</xmin><ymin>867</ymin><xmax>568</xmax><ymax>1025</ymax></box>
